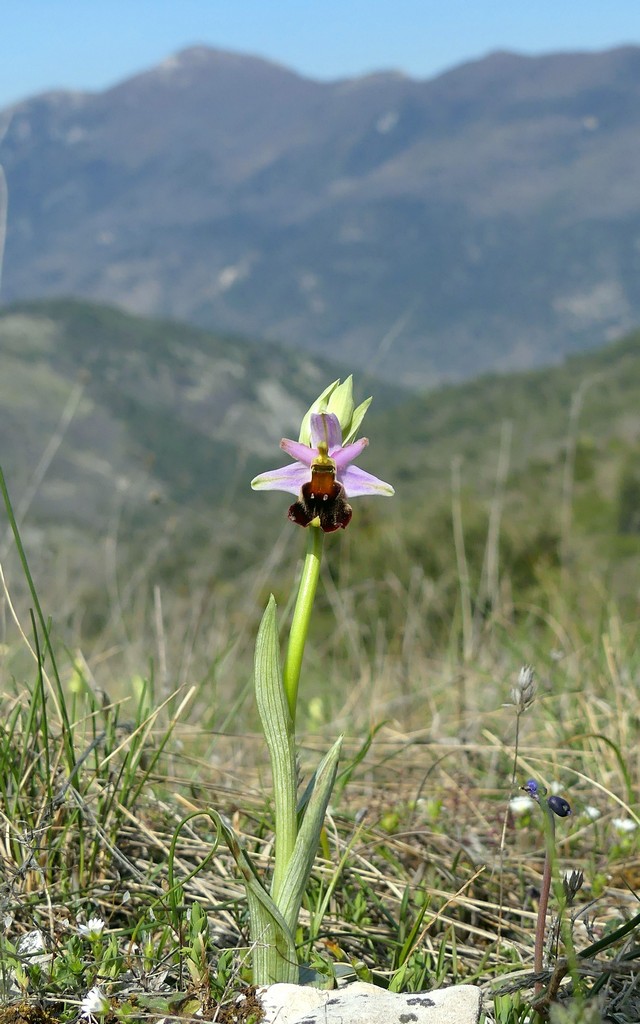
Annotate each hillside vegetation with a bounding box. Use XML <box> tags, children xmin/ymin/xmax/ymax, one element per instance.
<box><xmin>1</xmin><ymin>298</ymin><xmax>639</xmax><ymax>695</ymax></box>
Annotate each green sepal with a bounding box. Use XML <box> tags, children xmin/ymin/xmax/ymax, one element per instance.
<box><xmin>343</xmin><ymin>396</ymin><xmax>372</xmax><ymax>444</ymax></box>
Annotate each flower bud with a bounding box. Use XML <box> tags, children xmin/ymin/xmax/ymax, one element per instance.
<box><xmin>563</xmin><ymin>869</ymin><xmax>584</xmax><ymax>904</ymax></box>
<box><xmin>547</xmin><ymin>795</ymin><xmax>572</xmax><ymax>818</ymax></box>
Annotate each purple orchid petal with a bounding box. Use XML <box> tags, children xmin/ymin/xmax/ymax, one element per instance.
<box><xmin>310</xmin><ymin>412</ymin><xmax>342</xmax><ymax>450</ymax></box>
<box><xmin>332</xmin><ymin>438</ymin><xmax>368</xmax><ymax>468</ymax></box>
<box><xmin>339</xmin><ymin>463</ymin><xmax>395</xmax><ymax>497</ymax></box>
<box><xmin>251</xmin><ymin>462</ymin><xmax>310</xmax><ymax>495</ymax></box>
<box><xmin>280</xmin><ymin>437</ymin><xmax>315</xmax><ymax>466</ymax></box>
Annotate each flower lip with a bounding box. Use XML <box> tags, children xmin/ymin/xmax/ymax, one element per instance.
<box><xmin>288</xmin><ymin>475</ymin><xmax>353</xmax><ymax>533</ymax></box>
<box><xmin>612</xmin><ymin>817</ymin><xmax>638</xmax><ymax>833</ymax></box>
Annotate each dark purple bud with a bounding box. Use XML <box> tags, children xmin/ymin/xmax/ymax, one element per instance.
<box><xmin>547</xmin><ymin>795</ymin><xmax>572</xmax><ymax>818</ymax></box>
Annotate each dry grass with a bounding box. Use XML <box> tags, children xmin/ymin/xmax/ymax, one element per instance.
<box><xmin>2</xmin><ymin>463</ymin><xmax>640</xmax><ymax>1022</ymax></box>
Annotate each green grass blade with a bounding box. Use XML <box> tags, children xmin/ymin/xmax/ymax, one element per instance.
<box><xmin>213</xmin><ymin>811</ymin><xmax>299</xmax><ymax>984</ymax></box>
<box><xmin>0</xmin><ymin>465</ymin><xmax>76</xmax><ymax>771</ymax></box>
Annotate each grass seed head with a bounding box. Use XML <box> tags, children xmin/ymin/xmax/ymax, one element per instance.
<box><xmin>507</xmin><ymin>664</ymin><xmax>536</xmax><ymax>713</ymax></box>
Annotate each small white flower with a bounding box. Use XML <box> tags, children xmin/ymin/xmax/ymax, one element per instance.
<box><xmin>612</xmin><ymin>817</ymin><xmax>638</xmax><ymax>834</ymax></box>
<box><xmin>509</xmin><ymin>795</ymin><xmax>536</xmax><ymax>816</ymax></box>
<box><xmin>80</xmin><ymin>986</ymin><xmax>109</xmax><ymax>1018</ymax></box>
<box><xmin>583</xmin><ymin>805</ymin><xmax>601</xmax><ymax>821</ymax></box>
<box><xmin>78</xmin><ymin>917</ymin><xmax>105</xmax><ymax>940</ymax></box>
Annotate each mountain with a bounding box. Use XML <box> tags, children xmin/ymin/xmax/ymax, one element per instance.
<box><xmin>2</xmin><ymin>44</ymin><xmax>640</xmax><ymax>387</ymax></box>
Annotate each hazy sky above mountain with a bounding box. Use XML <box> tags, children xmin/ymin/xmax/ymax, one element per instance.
<box><xmin>1</xmin><ymin>0</ymin><xmax>640</xmax><ymax>108</ymax></box>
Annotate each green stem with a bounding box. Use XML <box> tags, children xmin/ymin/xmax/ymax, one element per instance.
<box><xmin>534</xmin><ymin>807</ymin><xmax>556</xmax><ymax>995</ymax></box>
<box><xmin>283</xmin><ymin>526</ymin><xmax>324</xmax><ymax>722</ymax></box>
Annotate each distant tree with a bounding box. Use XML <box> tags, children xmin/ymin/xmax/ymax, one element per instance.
<box><xmin>617</xmin><ymin>461</ymin><xmax>640</xmax><ymax>534</ymax></box>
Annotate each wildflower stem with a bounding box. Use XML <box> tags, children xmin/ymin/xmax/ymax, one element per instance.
<box><xmin>497</xmin><ymin>706</ymin><xmax>523</xmax><ymax>949</ymax></box>
<box><xmin>534</xmin><ymin>806</ymin><xmax>556</xmax><ymax>994</ymax></box>
<box><xmin>283</xmin><ymin>526</ymin><xmax>324</xmax><ymax>722</ymax></box>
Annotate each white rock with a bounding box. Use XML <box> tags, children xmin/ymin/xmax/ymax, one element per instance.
<box><xmin>259</xmin><ymin>980</ymin><xmax>481</xmax><ymax>1024</ymax></box>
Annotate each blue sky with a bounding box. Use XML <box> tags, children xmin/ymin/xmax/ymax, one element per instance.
<box><xmin>2</xmin><ymin>1</ymin><xmax>640</xmax><ymax>108</ymax></box>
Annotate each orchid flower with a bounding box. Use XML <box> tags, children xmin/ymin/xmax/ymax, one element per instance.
<box><xmin>251</xmin><ymin>411</ymin><xmax>394</xmax><ymax>532</ymax></box>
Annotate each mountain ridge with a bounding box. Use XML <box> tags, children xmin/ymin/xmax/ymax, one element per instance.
<box><xmin>2</xmin><ymin>44</ymin><xmax>640</xmax><ymax>386</ymax></box>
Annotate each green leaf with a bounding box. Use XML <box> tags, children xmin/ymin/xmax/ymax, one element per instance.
<box><xmin>254</xmin><ymin>596</ymin><xmax>298</xmax><ymax>904</ymax></box>
<box><xmin>277</xmin><ymin>736</ymin><xmax>342</xmax><ymax>933</ymax></box>
<box><xmin>213</xmin><ymin>811</ymin><xmax>299</xmax><ymax>985</ymax></box>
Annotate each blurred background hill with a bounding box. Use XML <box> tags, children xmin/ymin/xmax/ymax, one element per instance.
<box><xmin>1</xmin><ymin>297</ymin><xmax>640</xmax><ymax>688</ymax></box>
